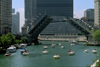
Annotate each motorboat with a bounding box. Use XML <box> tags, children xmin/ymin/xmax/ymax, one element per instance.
<box><xmin>72</xmin><ymin>40</ymin><xmax>77</xmax><ymax>43</ymax></box>
<box><xmin>43</xmin><ymin>46</ymin><xmax>48</xmax><ymax>49</ymax></box>
<box><xmin>19</xmin><ymin>43</ymin><xmax>26</xmax><ymax>49</ymax></box>
<box><xmin>51</xmin><ymin>43</ymin><xmax>55</xmax><ymax>48</ymax></box>
<box><xmin>5</xmin><ymin>52</ymin><xmax>11</xmax><ymax>56</ymax></box>
<box><xmin>59</xmin><ymin>43</ymin><xmax>61</xmax><ymax>45</ymax></box>
<box><xmin>23</xmin><ymin>51</ymin><xmax>29</xmax><ymax>56</ymax></box>
<box><xmin>92</xmin><ymin>49</ymin><xmax>97</xmax><ymax>53</ymax></box>
<box><xmin>61</xmin><ymin>46</ymin><xmax>65</xmax><ymax>48</ymax></box>
<box><xmin>7</xmin><ymin>45</ymin><xmax>16</xmax><ymax>53</ymax></box>
<box><xmin>84</xmin><ymin>49</ymin><xmax>89</xmax><ymax>53</ymax></box>
<box><xmin>20</xmin><ymin>49</ymin><xmax>25</xmax><ymax>54</ymax></box>
<box><xmin>42</xmin><ymin>50</ymin><xmax>48</xmax><ymax>54</ymax></box>
<box><xmin>52</xmin><ymin>43</ymin><xmax>56</xmax><ymax>46</ymax></box>
<box><xmin>53</xmin><ymin>54</ymin><xmax>60</xmax><ymax>59</ymax></box>
<box><xmin>70</xmin><ymin>43</ymin><xmax>75</xmax><ymax>46</ymax></box>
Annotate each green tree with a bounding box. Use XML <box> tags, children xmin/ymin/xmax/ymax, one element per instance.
<box><xmin>21</xmin><ymin>37</ymin><xmax>28</xmax><ymax>43</ymax></box>
<box><xmin>6</xmin><ymin>32</ymin><xmax>16</xmax><ymax>44</ymax></box>
<box><xmin>91</xmin><ymin>29</ymin><xmax>94</xmax><ymax>33</ymax></box>
<box><xmin>93</xmin><ymin>30</ymin><xmax>100</xmax><ymax>41</ymax></box>
<box><xmin>16</xmin><ymin>40</ymin><xmax>22</xmax><ymax>45</ymax></box>
<box><xmin>0</xmin><ymin>34</ymin><xmax>9</xmax><ymax>46</ymax></box>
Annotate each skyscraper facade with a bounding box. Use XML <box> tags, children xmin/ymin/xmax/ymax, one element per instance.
<box><xmin>37</xmin><ymin>0</ymin><xmax>73</xmax><ymax>18</ymax></box>
<box><xmin>12</xmin><ymin>9</ymin><xmax>20</xmax><ymax>34</ymax></box>
<box><xmin>94</xmin><ymin>0</ymin><xmax>100</xmax><ymax>27</ymax></box>
<box><xmin>0</xmin><ymin>0</ymin><xmax>12</xmax><ymax>34</ymax></box>
<box><xmin>84</xmin><ymin>9</ymin><xmax>94</xmax><ymax>19</ymax></box>
<box><xmin>24</xmin><ymin>0</ymin><xmax>37</xmax><ymax>31</ymax></box>
<box><xmin>24</xmin><ymin>0</ymin><xmax>74</xmax><ymax>34</ymax></box>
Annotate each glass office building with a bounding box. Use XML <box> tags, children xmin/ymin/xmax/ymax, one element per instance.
<box><xmin>24</xmin><ymin>0</ymin><xmax>74</xmax><ymax>34</ymax></box>
<box><xmin>37</xmin><ymin>0</ymin><xmax>73</xmax><ymax>18</ymax></box>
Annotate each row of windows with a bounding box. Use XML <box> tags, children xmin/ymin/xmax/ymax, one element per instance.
<box><xmin>37</xmin><ymin>3</ymin><xmax>73</xmax><ymax>7</ymax></box>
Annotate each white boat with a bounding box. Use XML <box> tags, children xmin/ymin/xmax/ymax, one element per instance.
<box><xmin>42</xmin><ymin>50</ymin><xmax>48</xmax><ymax>54</ymax></box>
<box><xmin>51</xmin><ymin>43</ymin><xmax>55</xmax><ymax>48</ymax></box>
<box><xmin>92</xmin><ymin>49</ymin><xmax>97</xmax><ymax>53</ymax></box>
<box><xmin>70</xmin><ymin>43</ymin><xmax>75</xmax><ymax>46</ymax></box>
<box><xmin>7</xmin><ymin>45</ymin><xmax>16</xmax><ymax>53</ymax></box>
<box><xmin>43</xmin><ymin>46</ymin><xmax>48</xmax><ymax>49</ymax></box>
<box><xmin>59</xmin><ymin>43</ymin><xmax>61</xmax><ymax>45</ymax></box>
<box><xmin>20</xmin><ymin>49</ymin><xmax>25</xmax><ymax>53</ymax></box>
<box><xmin>61</xmin><ymin>46</ymin><xmax>65</xmax><ymax>48</ymax></box>
<box><xmin>23</xmin><ymin>51</ymin><xmax>29</xmax><ymax>56</ymax></box>
<box><xmin>84</xmin><ymin>49</ymin><xmax>89</xmax><ymax>53</ymax></box>
<box><xmin>72</xmin><ymin>40</ymin><xmax>77</xmax><ymax>43</ymax></box>
<box><xmin>52</xmin><ymin>43</ymin><xmax>56</xmax><ymax>46</ymax></box>
<box><xmin>68</xmin><ymin>51</ymin><xmax>75</xmax><ymax>55</ymax></box>
<box><xmin>68</xmin><ymin>32</ymin><xmax>75</xmax><ymax>56</ymax></box>
<box><xmin>5</xmin><ymin>52</ymin><xmax>11</xmax><ymax>56</ymax></box>
<box><xmin>53</xmin><ymin>54</ymin><xmax>60</xmax><ymax>59</ymax></box>
<box><xmin>19</xmin><ymin>43</ymin><xmax>26</xmax><ymax>49</ymax></box>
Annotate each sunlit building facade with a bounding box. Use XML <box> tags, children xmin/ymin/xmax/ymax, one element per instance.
<box><xmin>84</xmin><ymin>9</ymin><xmax>94</xmax><ymax>19</ymax></box>
<box><xmin>94</xmin><ymin>0</ymin><xmax>100</xmax><ymax>28</ymax></box>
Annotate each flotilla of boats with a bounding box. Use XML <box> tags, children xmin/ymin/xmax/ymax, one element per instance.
<box><xmin>4</xmin><ymin>41</ymin><xmax>98</xmax><ymax>59</ymax></box>
<box><xmin>5</xmin><ymin>43</ymin><xmax>29</xmax><ymax>56</ymax></box>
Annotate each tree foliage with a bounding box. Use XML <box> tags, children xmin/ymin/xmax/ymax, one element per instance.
<box><xmin>21</xmin><ymin>37</ymin><xmax>28</xmax><ymax>43</ymax></box>
<box><xmin>0</xmin><ymin>33</ymin><xmax>16</xmax><ymax>47</ymax></box>
<box><xmin>93</xmin><ymin>30</ymin><xmax>100</xmax><ymax>41</ymax></box>
<box><xmin>6</xmin><ymin>32</ymin><xmax>16</xmax><ymax>44</ymax></box>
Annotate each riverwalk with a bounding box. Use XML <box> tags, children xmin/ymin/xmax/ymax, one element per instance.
<box><xmin>38</xmin><ymin>35</ymin><xmax>87</xmax><ymax>42</ymax></box>
<box><xmin>91</xmin><ymin>60</ymin><xmax>99</xmax><ymax>67</ymax></box>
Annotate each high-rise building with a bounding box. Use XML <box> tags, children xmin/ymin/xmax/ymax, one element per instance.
<box><xmin>84</xmin><ymin>9</ymin><xmax>94</xmax><ymax>19</ymax></box>
<box><xmin>37</xmin><ymin>0</ymin><xmax>73</xmax><ymax>18</ymax></box>
<box><xmin>24</xmin><ymin>0</ymin><xmax>73</xmax><ymax>35</ymax></box>
<box><xmin>24</xmin><ymin>0</ymin><xmax>73</xmax><ymax>28</ymax></box>
<box><xmin>12</xmin><ymin>9</ymin><xmax>20</xmax><ymax>34</ymax></box>
<box><xmin>0</xmin><ymin>0</ymin><xmax>12</xmax><ymax>34</ymax></box>
<box><xmin>12</xmin><ymin>9</ymin><xmax>15</xmax><ymax>13</ymax></box>
<box><xmin>94</xmin><ymin>0</ymin><xmax>100</xmax><ymax>27</ymax></box>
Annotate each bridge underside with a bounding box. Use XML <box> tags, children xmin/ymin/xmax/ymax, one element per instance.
<box><xmin>67</xmin><ymin>17</ymin><xmax>92</xmax><ymax>40</ymax></box>
<box><xmin>28</xmin><ymin>15</ymin><xmax>53</xmax><ymax>45</ymax></box>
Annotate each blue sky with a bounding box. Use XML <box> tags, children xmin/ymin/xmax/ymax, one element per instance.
<box><xmin>12</xmin><ymin>0</ymin><xmax>94</xmax><ymax>32</ymax></box>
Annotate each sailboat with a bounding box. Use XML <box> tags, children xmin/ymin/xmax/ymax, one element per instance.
<box><xmin>43</xmin><ymin>36</ymin><xmax>48</xmax><ymax>49</ymax></box>
<box><xmin>53</xmin><ymin>34</ymin><xmax>60</xmax><ymax>59</ymax></box>
<box><xmin>51</xmin><ymin>34</ymin><xmax>55</xmax><ymax>48</ymax></box>
<box><xmin>92</xmin><ymin>41</ymin><xmax>97</xmax><ymax>53</ymax></box>
<box><xmin>68</xmin><ymin>32</ymin><xmax>75</xmax><ymax>55</ymax></box>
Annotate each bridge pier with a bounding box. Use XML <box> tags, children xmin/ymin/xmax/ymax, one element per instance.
<box><xmin>32</xmin><ymin>39</ymin><xmax>39</xmax><ymax>45</ymax></box>
<box><xmin>28</xmin><ymin>35</ymin><xmax>39</xmax><ymax>45</ymax></box>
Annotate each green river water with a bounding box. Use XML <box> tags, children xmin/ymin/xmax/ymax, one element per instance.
<box><xmin>0</xmin><ymin>41</ymin><xmax>100</xmax><ymax>67</ymax></box>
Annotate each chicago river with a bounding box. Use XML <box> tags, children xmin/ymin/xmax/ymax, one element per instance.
<box><xmin>0</xmin><ymin>41</ymin><xmax>99</xmax><ymax>67</ymax></box>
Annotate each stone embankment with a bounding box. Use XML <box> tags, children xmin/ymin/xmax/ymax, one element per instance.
<box><xmin>91</xmin><ymin>60</ymin><xmax>99</xmax><ymax>67</ymax></box>
<box><xmin>38</xmin><ymin>35</ymin><xmax>87</xmax><ymax>42</ymax></box>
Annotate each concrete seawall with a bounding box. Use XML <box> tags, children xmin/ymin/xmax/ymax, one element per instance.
<box><xmin>38</xmin><ymin>35</ymin><xmax>87</xmax><ymax>42</ymax></box>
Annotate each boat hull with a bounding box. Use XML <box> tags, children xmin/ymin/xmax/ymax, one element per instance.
<box><xmin>53</xmin><ymin>55</ymin><xmax>60</xmax><ymax>59</ymax></box>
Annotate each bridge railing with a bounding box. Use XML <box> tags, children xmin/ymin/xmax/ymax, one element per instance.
<box><xmin>68</xmin><ymin>17</ymin><xmax>92</xmax><ymax>34</ymax></box>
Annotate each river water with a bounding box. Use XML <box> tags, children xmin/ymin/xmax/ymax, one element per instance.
<box><xmin>0</xmin><ymin>41</ymin><xmax>100</xmax><ymax>67</ymax></box>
